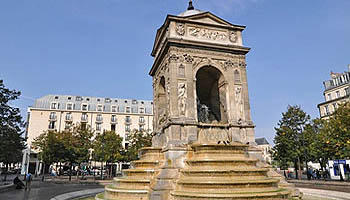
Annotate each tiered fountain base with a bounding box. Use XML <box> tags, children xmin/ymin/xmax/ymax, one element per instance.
<box><xmin>97</xmin><ymin>143</ymin><xmax>291</xmax><ymax>200</ymax></box>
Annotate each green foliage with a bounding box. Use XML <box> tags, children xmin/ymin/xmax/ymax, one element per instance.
<box><xmin>123</xmin><ymin>129</ymin><xmax>153</xmax><ymax>162</ymax></box>
<box><xmin>272</xmin><ymin>105</ymin><xmax>311</xmax><ymax>169</ymax></box>
<box><xmin>0</xmin><ymin>80</ymin><xmax>26</xmax><ymax>168</ymax></box>
<box><xmin>92</xmin><ymin>130</ymin><xmax>123</xmax><ymax>163</ymax></box>
<box><xmin>33</xmin><ymin>123</ymin><xmax>93</xmax><ymax>165</ymax></box>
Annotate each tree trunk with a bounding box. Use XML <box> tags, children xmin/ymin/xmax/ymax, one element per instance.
<box><xmin>298</xmin><ymin>157</ymin><xmax>302</xmax><ymax>180</ymax></box>
<box><xmin>4</xmin><ymin>163</ymin><xmax>8</xmax><ymax>182</ymax></box>
<box><xmin>294</xmin><ymin>161</ymin><xmax>298</xmax><ymax>179</ymax></box>
<box><xmin>69</xmin><ymin>163</ymin><xmax>72</xmax><ymax>181</ymax></box>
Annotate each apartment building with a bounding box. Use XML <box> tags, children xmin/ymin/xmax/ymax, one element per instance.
<box><xmin>21</xmin><ymin>95</ymin><xmax>153</xmax><ymax>175</ymax></box>
<box><xmin>318</xmin><ymin>65</ymin><xmax>350</xmax><ymax>119</ymax></box>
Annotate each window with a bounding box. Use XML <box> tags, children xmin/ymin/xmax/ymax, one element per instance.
<box><xmin>97</xmin><ymin>104</ymin><xmax>103</xmax><ymax>112</ymax></box>
<box><xmin>336</xmin><ymin>91</ymin><xmax>340</xmax><ymax>98</ymax></box>
<box><xmin>51</xmin><ymin>102</ymin><xmax>59</xmax><ymax>109</ymax></box>
<box><xmin>66</xmin><ymin>103</ymin><xmax>73</xmax><ymax>110</ymax></box>
<box><xmin>48</xmin><ymin>121</ymin><xmax>56</xmax><ymax>130</ymax></box>
<box><xmin>76</xmin><ymin>96</ymin><xmax>83</xmax><ymax>101</ymax></box>
<box><xmin>333</xmin><ymin>103</ymin><xmax>337</xmax><ymax>111</ymax></box>
<box><xmin>55</xmin><ymin>96</ymin><xmax>59</xmax><ymax>100</ymax></box>
<box><xmin>111</xmin><ymin>124</ymin><xmax>116</xmax><ymax>132</ymax></box>
<box><xmin>96</xmin><ymin>114</ymin><xmax>103</xmax><ymax>122</ymax></box>
<box><xmin>139</xmin><ymin>116</ymin><xmax>145</xmax><ymax>123</ymax></box>
<box><xmin>111</xmin><ymin>115</ymin><xmax>117</xmax><ymax>123</ymax></box>
<box><xmin>65</xmin><ymin>113</ymin><xmax>72</xmax><ymax>121</ymax></box>
<box><xmin>49</xmin><ymin>112</ymin><xmax>56</xmax><ymax>120</ymax></box>
<box><xmin>68</xmin><ymin>97</ymin><xmax>72</xmax><ymax>100</ymax></box>
<box><xmin>97</xmin><ymin>98</ymin><xmax>100</xmax><ymax>102</ymax></box>
<box><xmin>111</xmin><ymin>105</ymin><xmax>117</xmax><ymax>112</ymax></box>
<box><xmin>126</xmin><ymin>107</ymin><xmax>131</xmax><ymax>113</ymax></box>
<box><xmin>96</xmin><ymin>123</ymin><xmax>102</xmax><ymax>131</ymax></box>
<box><xmin>132</xmin><ymin>100</ymin><xmax>138</xmax><ymax>104</ymax></box>
<box><xmin>345</xmin><ymin>88</ymin><xmax>350</xmax><ymax>96</ymax></box>
<box><xmin>327</xmin><ymin>94</ymin><xmax>332</xmax><ymax>101</ymax></box>
<box><xmin>86</xmin><ymin>98</ymin><xmax>90</xmax><ymax>101</ymax></box>
<box><xmin>125</xmin><ymin>116</ymin><xmax>131</xmax><ymax>123</ymax></box>
<box><xmin>140</xmin><ymin>108</ymin><xmax>145</xmax><ymax>114</ymax></box>
<box><xmin>125</xmin><ymin>124</ymin><xmax>131</xmax><ymax>132</ymax></box>
<box><xmin>325</xmin><ymin>105</ymin><xmax>329</xmax><ymax>115</ymax></box>
<box><xmin>139</xmin><ymin>124</ymin><xmax>144</xmax><ymax>131</ymax></box>
<box><xmin>82</xmin><ymin>104</ymin><xmax>88</xmax><ymax>111</ymax></box>
<box><xmin>105</xmin><ymin>98</ymin><xmax>111</xmax><ymax>103</ymax></box>
<box><xmin>81</xmin><ymin>113</ymin><xmax>88</xmax><ymax>121</ymax></box>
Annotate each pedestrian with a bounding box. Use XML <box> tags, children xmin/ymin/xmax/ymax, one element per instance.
<box><xmin>25</xmin><ymin>173</ymin><xmax>33</xmax><ymax>191</ymax></box>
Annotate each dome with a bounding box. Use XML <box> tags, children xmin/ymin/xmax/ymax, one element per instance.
<box><xmin>178</xmin><ymin>9</ymin><xmax>203</xmax><ymax>17</ymax></box>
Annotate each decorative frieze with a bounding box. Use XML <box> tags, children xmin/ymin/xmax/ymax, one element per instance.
<box><xmin>183</xmin><ymin>54</ymin><xmax>194</xmax><ymax>64</ymax></box>
<box><xmin>188</xmin><ymin>26</ymin><xmax>227</xmax><ymax>41</ymax></box>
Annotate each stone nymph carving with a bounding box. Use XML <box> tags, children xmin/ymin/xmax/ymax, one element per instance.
<box><xmin>178</xmin><ymin>83</ymin><xmax>187</xmax><ymax>116</ymax></box>
<box><xmin>235</xmin><ymin>86</ymin><xmax>244</xmax><ymax>120</ymax></box>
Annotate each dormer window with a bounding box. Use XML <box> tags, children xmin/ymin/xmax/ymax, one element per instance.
<box><xmin>51</xmin><ymin>102</ymin><xmax>59</xmax><ymax>109</ymax></box>
<box><xmin>111</xmin><ymin>105</ymin><xmax>117</xmax><ymax>112</ymax></box>
<box><xmin>140</xmin><ymin>107</ymin><xmax>145</xmax><ymax>114</ymax></box>
<box><xmin>66</xmin><ymin>103</ymin><xmax>73</xmax><ymax>110</ymax></box>
<box><xmin>76</xmin><ymin>96</ymin><xmax>83</xmax><ymax>101</ymax></box>
<box><xmin>126</xmin><ymin>106</ymin><xmax>131</xmax><ymax>113</ymax></box>
<box><xmin>82</xmin><ymin>104</ymin><xmax>88</xmax><ymax>111</ymax></box>
<box><xmin>97</xmin><ymin>104</ymin><xmax>103</xmax><ymax>112</ymax></box>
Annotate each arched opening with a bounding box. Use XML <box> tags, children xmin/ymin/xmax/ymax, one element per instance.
<box><xmin>157</xmin><ymin>77</ymin><xmax>167</xmax><ymax>121</ymax></box>
<box><xmin>196</xmin><ymin>66</ymin><xmax>227</xmax><ymax>123</ymax></box>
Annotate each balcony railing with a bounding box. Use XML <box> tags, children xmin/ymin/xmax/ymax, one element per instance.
<box><xmin>111</xmin><ymin>117</ymin><xmax>117</xmax><ymax>124</ymax></box>
<box><xmin>65</xmin><ymin>115</ymin><xmax>73</xmax><ymax>121</ymax></box>
<box><xmin>49</xmin><ymin>115</ymin><xmax>57</xmax><ymax>121</ymax></box>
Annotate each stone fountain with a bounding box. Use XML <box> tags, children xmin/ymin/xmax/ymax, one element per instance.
<box><xmin>97</xmin><ymin>2</ymin><xmax>300</xmax><ymax>200</ymax></box>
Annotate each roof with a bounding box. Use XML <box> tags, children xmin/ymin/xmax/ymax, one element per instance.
<box><xmin>255</xmin><ymin>137</ymin><xmax>270</xmax><ymax>145</ymax></box>
<box><xmin>178</xmin><ymin>9</ymin><xmax>204</xmax><ymax>17</ymax></box>
<box><xmin>32</xmin><ymin>95</ymin><xmax>153</xmax><ymax>114</ymax></box>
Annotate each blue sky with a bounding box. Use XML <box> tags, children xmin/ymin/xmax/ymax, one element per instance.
<box><xmin>1</xmin><ymin>0</ymin><xmax>349</xmax><ymax>144</ymax></box>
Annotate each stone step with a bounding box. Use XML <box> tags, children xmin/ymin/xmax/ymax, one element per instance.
<box><xmin>123</xmin><ymin>169</ymin><xmax>157</xmax><ymax>178</ymax></box>
<box><xmin>171</xmin><ymin>189</ymin><xmax>290</xmax><ymax>200</ymax></box>
<box><xmin>177</xmin><ymin>177</ymin><xmax>280</xmax><ymax>189</ymax></box>
<box><xmin>104</xmin><ymin>185</ymin><xmax>148</xmax><ymax>200</ymax></box>
<box><xmin>185</xmin><ymin>158</ymin><xmax>257</xmax><ymax>167</ymax></box>
<box><xmin>113</xmin><ymin>178</ymin><xmax>151</xmax><ymax>190</ymax></box>
<box><xmin>131</xmin><ymin>160</ymin><xmax>159</xmax><ymax>168</ymax></box>
<box><xmin>138</xmin><ymin>147</ymin><xmax>163</xmax><ymax>160</ymax></box>
<box><xmin>180</xmin><ymin>167</ymin><xmax>268</xmax><ymax>177</ymax></box>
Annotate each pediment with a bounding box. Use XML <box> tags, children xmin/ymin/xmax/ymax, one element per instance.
<box><xmin>184</xmin><ymin>12</ymin><xmax>240</xmax><ymax>28</ymax></box>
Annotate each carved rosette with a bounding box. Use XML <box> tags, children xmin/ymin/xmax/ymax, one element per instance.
<box><xmin>169</xmin><ymin>54</ymin><xmax>180</xmax><ymax>63</ymax></box>
<box><xmin>176</xmin><ymin>23</ymin><xmax>185</xmax><ymax>36</ymax></box>
<box><xmin>183</xmin><ymin>54</ymin><xmax>194</xmax><ymax>64</ymax></box>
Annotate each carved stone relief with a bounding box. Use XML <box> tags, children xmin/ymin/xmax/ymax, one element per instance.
<box><xmin>178</xmin><ymin>83</ymin><xmax>187</xmax><ymax>116</ymax></box>
<box><xmin>198</xmin><ymin>127</ymin><xmax>231</xmax><ymax>144</ymax></box>
<box><xmin>183</xmin><ymin>54</ymin><xmax>194</xmax><ymax>64</ymax></box>
<box><xmin>229</xmin><ymin>31</ymin><xmax>238</xmax><ymax>43</ymax></box>
<box><xmin>176</xmin><ymin>23</ymin><xmax>185</xmax><ymax>36</ymax></box>
<box><xmin>235</xmin><ymin>86</ymin><xmax>244</xmax><ymax>120</ymax></box>
<box><xmin>188</xmin><ymin>26</ymin><xmax>227</xmax><ymax>41</ymax></box>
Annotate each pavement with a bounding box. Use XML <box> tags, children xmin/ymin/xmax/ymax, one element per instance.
<box><xmin>299</xmin><ymin>188</ymin><xmax>350</xmax><ymax>200</ymax></box>
<box><xmin>0</xmin><ymin>175</ymin><xmax>110</xmax><ymax>200</ymax></box>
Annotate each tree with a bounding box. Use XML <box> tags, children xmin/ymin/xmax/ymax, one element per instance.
<box><xmin>123</xmin><ymin>129</ymin><xmax>153</xmax><ymax>162</ymax></box>
<box><xmin>93</xmin><ymin>130</ymin><xmax>123</xmax><ymax>178</ymax></box>
<box><xmin>272</xmin><ymin>105</ymin><xmax>311</xmax><ymax>179</ymax></box>
<box><xmin>0</xmin><ymin>80</ymin><xmax>26</xmax><ymax>181</ymax></box>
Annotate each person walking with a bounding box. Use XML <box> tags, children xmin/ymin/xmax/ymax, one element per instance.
<box><xmin>25</xmin><ymin>173</ymin><xmax>33</xmax><ymax>191</ymax></box>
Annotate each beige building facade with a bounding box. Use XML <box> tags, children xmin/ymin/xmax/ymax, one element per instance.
<box><xmin>318</xmin><ymin>65</ymin><xmax>350</xmax><ymax>119</ymax></box>
<box><xmin>21</xmin><ymin>95</ymin><xmax>153</xmax><ymax>175</ymax></box>
<box><xmin>255</xmin><ymin>137</ymin><xmax>272</xmax><ymax>164</ymax></box>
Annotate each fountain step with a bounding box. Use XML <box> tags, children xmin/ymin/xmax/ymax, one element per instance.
<box><xmin>180</xmin><ymin>167</ymin><xmax>268</xmax><ymax>177</ymax></box>
<box><xmin>186</xmin><ymin>158</ymin><xmax>257</xmax><ymax>167</ymax></box>
<box><xmin>177</xmin><ymin>177</ymin><xmax>279</xmax><ymax>188</ymax></box>
<box><xmin>131</xmin><ymin>160</ymin><xmax>159</xmax><ymax>168</ymax></box>
<box><xmin>104</xmin><ymin>186</ymin><xmax>148</xmax><ymax>200</ymax></box>
<box><xmin>171</xmin><ymin>189</ymin><xmax>290</xmax><ymax>200</ymax></box>
<box><xmin>123</xmin><ymin>169</ymin><xmax>157</xmax><ymax>178</ymax></box>
<box><xmin>173</xmin><ymin>187</ymin><xmax>285</xmax><ymax>194</ymax></box>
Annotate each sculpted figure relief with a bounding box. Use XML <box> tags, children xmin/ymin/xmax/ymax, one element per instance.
<box><xmin>235</xmin><ymin>87</ymin><xmax>244</xmax><ymax>119</ymax></box>
<box><xmin>178</xmin><ymin>83</ymin><xmax>187</xmax><ymax>116</ymax></box>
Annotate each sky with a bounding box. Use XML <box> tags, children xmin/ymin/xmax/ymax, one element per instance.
<box><xmin>1</xmin><ymin>0</ymin><xmax>350</xmax><ymax>144</ymax></box>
